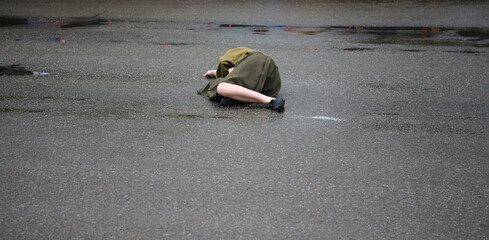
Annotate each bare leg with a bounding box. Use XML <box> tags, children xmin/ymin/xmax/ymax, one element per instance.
<box><xmin>217</xmin><ymin>82</ymin><xmax>273</xmax><ymax>104</ymax></box>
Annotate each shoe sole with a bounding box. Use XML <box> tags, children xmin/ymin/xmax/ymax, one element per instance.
<box><xmin>274</xmin><ymin>99</ymin><xmax>285</xmax><ymax>112</ymax></box>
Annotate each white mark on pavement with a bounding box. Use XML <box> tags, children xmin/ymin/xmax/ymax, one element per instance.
<box><xmin>297</xmin><ymin>116</ymin><xmax>345</xmax><ymax>122</ymax></box>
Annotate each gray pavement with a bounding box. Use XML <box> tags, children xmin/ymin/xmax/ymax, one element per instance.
<box><xmin>1</xmin><ymin>0</ymin><xmax>488</xmax><ymax>239</ymax></box>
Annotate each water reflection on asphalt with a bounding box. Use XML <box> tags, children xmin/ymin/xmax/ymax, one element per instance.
<box><xmin>220</xmin><ymin>24</ymin><xmax>489</xmax><ymax>47</ymax></box>
<box><xmin>2</xmin><ymin>16</ymin><xmax>488</xmax><ymax>49</ymax></box>
<box><xmin>0</xmin><ymin>16</ymin><xmax>489</xmax><ymax>48</ymax></box>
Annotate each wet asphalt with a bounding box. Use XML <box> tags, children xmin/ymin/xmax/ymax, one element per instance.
<box><xmin>1</xmin><ymin>0</ymin><xmax>489</xmax><ymax>239</ymax></box>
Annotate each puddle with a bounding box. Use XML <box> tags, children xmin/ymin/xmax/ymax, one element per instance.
<box><xmin>253</xmin><ymin>28</ymin><xmax>268</xmax><ymax>35</ymax></box>
<box><xmin>0</xmin><ymin>64</ymin><xmax>50</xmax><ymax>76</ymax></box>
<box><xmin>0</xmin><ymin>64</ymin><xmax>32</xmax><ymax>76</ymax></box>
<box><xmin>457</xmin><ymin>28</ymin><xmax>489</xmax><ymax>40</ymax></box>
<box><xmin>402</xmin><ymin>49</ymin><xmax>481</xmax><ymax>54</ymax></box>
<box><xmin>61</xmin><ymin>17</ymin><xmax>107</xmax><ymax>28</ymax></box>
<box><xmin>219</xmin><ymin>23</ymin><xmax>489</xmax><ymax>47</ymax></box>
<box><xmin>219</xmin><ymin>24</ymin><xmax>269</xmax><ymax>35</ymax></box>
<box><xmin>332</xmin><ymin>26</ymin><xmax>489</xmax><ymax>47</ymax></box>
<box><xmin>0</xmin><ymin>16</ymin><xmax>107</xmax><ymax>29</ymax></box>
<box><xmin>283</xmin><ymin>26</ymin><xmax>329</xmax><ymax>35</ymax></box>
<box><xmin>156</xmin><ymin>43</ymin><xmax>188</xmax><ymax>46</ymax></box>
<box><xmin>0</xmin><ymin>108</ymin><xmax>44</xmax><ymax>113</ymax></box>
<box><xmin>343</xmin><ymin>47</ymin><xmax>374</xmax><ymax>51</ymax></box>
<box><xmin>335</xmin><ymin>26</ymin><xmax>440</xmax><ymax>39</ymax></box>
<box><xmin>445</xmin><ymin>50</ymin><xmax>480</xmax><ymax>54</ymax></box>
<box><xmin>0</xmin><ymin>17</ymin><xmax>27</xmax><ymax>27</ymax></box>
<box><xmin>220</xmin><ymin>24</ymin><xmax>266</xmax><ymax>28</ymax></box>
<box><xmin>3</xmin><ymin>15</ymin><xmax>488</xmax><ymax>49</ymax></box>
<box><xmin>403</xmin><ymin>49</ymin><xmax>426</xmax><ymax>52</ymax></box>
<box><xmin>219</xmin><ymin>24</ymin><xmax>328</xmax><ymax>36</ymax></box>
<box><xmin>3</xmin><ymin>16</ymin><xmax>487</xmax><ymax>49</ymax></box>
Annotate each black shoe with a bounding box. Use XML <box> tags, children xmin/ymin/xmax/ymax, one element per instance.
<box><xmin>220</xmin><ymin>97</ymin><xmax>242</xmax><ymax>106</ymax></box>
<box><xmin>269</xmin><ymin>98</ymin><xmax>285</xmax><ymax>112</ymax></box>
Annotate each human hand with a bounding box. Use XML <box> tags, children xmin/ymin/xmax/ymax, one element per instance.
<box><xmin>228</xmin><ymin>67</ymin><xmax>234</xmax><ymax>73</ymax></box>
<box><xmin>204</xmin><ymin>70</ymin><xmax>217</xmax><ymax>78</ymax></box>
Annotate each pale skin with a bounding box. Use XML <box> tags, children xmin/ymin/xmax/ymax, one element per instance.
<box><xmin>204</xmin><ymin>69</ymin><xmax>275</xmax><ymax>104</ymax></box>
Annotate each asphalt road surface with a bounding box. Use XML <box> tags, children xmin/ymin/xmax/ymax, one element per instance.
<box><xmin>1</xmin><ymin>0</ymin><xmax>488</xmax><ymax>239</ymax></box>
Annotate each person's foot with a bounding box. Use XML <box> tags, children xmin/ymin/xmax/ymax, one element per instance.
<box><xmin>269</xmin><ymin>98</ymin><xmax>285</xmax><ymax>112</ymax></box>
<box><xmin>220</xmin><ymin>97</ymin><xmax>242</xmax><ymax>106</ymax></box>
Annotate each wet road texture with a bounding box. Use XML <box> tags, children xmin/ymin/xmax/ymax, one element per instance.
<box><xmin>1</xmin><ymin>0</ymin><xmax>488</xmax><ymax>239</ymax></box>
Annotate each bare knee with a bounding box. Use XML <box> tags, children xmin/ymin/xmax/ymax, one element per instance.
<box><xmin>217</xmin><ymin>83</ymin><xmax>232</xmax><ymax>97</ymax></box>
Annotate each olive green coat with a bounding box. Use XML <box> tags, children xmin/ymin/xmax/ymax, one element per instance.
<box><xmin>198</xmin><ymin>47</ymin><xmax>281</xmax><ymax>101</ymax></box>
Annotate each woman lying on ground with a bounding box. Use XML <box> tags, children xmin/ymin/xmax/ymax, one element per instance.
<box><xmin>198</xmin><ymin>47</ymin><xmax>285</xmax><ymax>112</ymax></box>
